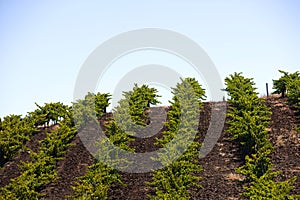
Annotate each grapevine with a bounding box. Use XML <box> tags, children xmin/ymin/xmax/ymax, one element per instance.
<box><xmin>147</xmin><ymin>78</ymin><xmax>205</xmax><ymax>199</ymax></box>
<box><xmin>225</xmin><ymin>72</ymin><xmax>298</xmax><ymax>199</ymax></box>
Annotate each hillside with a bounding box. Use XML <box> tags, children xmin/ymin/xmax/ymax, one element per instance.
<box><xmin>0</xmin><ymin>96</ymin><xmax>299</xmax><ymax>199</ymax></box>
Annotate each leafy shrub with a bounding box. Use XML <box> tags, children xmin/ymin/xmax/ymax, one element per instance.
<box><xmin>148</xmin><ymin>78</ymin><xmax>205</xmax><ymax>199</ymax></box>
<box><xmin>242</xmin><ymin>170</ymin><xmax>298</xmax><ymax>200</ymax></box>
<box><xmin>0</xmin><ymin>121</ymin><xmax>77</xmax><ymax>199</ymax></box>
<box><xmin>72</xmin><ymin>84</ymin><xmax>160</xmax><ymax>199</ymax></box>
<box><xmin>236</xmin><ymin>146</ymin><xmax>273</xmax><ymax>181</ymax></box>
<box><xmin>273</xmin><ymin>70</ymin><xmax>300</xmax><ymax>131</ymax></box>
<box><xmin>225</xmin><ymin>72</ymin><xmax>298</xmax><ymax>199</ymax></box>
<box><xmin>0</xmin><ymin>115</ymin><xmax>36</xmax><ymax>165</ymax></box>
<box><xmin>225</xmin><ymin>72</ymin><xmax>272</xmax><ymax>155</ymax></box>
<box><xmin>123</xmin><ymin>84</ymin><xmax>161</xmax><ymax>126</ymax></box>
<box><xmin>28</xmin><ymin>102</ymin><xmax>72</xmax><ymax>127</ymax></box>
<box><xmin>72</xmin><ymin>162</ymin><xmax>122</xmax><ymax>200</ymax></box>
<box><xmin>72</xmin><ymin>92</ymin><xmax>111</xmax><ymax>130</ymax></box>
<box><xmin>272</xmin><ymin>70</ymin><xmax>299</xmax><ymax>98</ymax></box>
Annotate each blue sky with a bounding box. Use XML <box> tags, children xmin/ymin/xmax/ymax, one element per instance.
<box><xmin>1</xmin><ymin>0</ymin><xmax>300</xmax><ymax>117</ymax></box>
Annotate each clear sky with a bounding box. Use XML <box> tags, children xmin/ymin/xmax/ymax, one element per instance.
<box><xmin>1</xmin><ymin>0</ymin><xmax>300</xmax><ymax>117</ymax></box>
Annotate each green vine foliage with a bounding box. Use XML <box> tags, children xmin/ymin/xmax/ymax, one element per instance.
<box><xmin>123</xmin><ymin>83</ymin><xmax>161</xmax><ymax>126</ymax></box>
<box><xmin>72</xmin><ymin>125</ymin><xmax>132</xmax><ymax>200</ymax></box>
<box><xmin>147</xmin><ymin>160</ymin><xmax>201</xmax><ymax>200</ymax></box>
<box><xmin>71</xmin><ymin>121</ymin><xmax>130</xmax><ymax>200</ymax></box>
<box><xmin>72</xmin><ymin>84</ymin><xmax>161</xmax><ymax>199</ymax></box>
<box><xmin>285</xmin><ymin>77</ymin><xmax>300</xmax><ymax>131</ymax></box>
<box><xmin>273</xmin><ymin>70</ymin><xmax>300</xmax><ymax>131</ymax></box>
<box><xmin>156</xmin><ymin>78</ymin><xmax>206</xmax><ymax>146</ymax></box>
<box><xmin>72</xmin><ymin>92</ymin><xmax>111</xmax><ymax>130</ymax></box>
<box><xmin>148</xmin><ymin>78</ymin><xmax>205</xmax><ymax>200</ymax></box>
<box><xmin>72</xmin><ymin>162</ymin><xmax>122</xmax><ymax>200</ymax></box>
<box><xmin>236</xmin><ymin>146</ymin><xmax>273</xmax><ymax>182</ymax></box>
<box><xmin>286</xmin><ymin>77</ymin><xmax>300</xmax><ymax>104</ymax></box>
<box><xmin>94</xmin><ymin>92</ymin><xmax>111</xmax><ymax>114</ymax></box>
<box><xmin>243</xmin><ymin>170</ymin><xmax>298</xmax><ymax>200</ymax></box>
<box><xmin>0</xmin><ymin>114</ymin><xmax>36</xmax><ymax>165</ymax></box>
<box><xmin>225</xmin><ymin>72</ymin><xmax>298</xmax><ymax>199</ymax></box>
<box><xmin>272</xmin><ymin>70</ymin><xmax>300</xmax><ymax>99</ymax></box>
<box><xmin>104</xmin><ymin>83</ymin><xmax>162</xmax><ymax>150</ymax></box>
<box><xmin>0</xmin><ymin>117</ymin><xmax>2</xmax><ymax>130</ymax></box>
<box><xmin>225</xmin><ymin>73</ymin><xmax>272</xmax><ymax>155</ymax></box>
<box><xmin>70</xmin><ymin>128</ymin><xmax>132</xmax><ymax>200</ymax></box>
<box><xmin>0</xmin><ymin>120</ymin><xmax>77</xmax><ymax>199</ymax></box>
<box><xmin>28</xmin><ymin>102</ymin><xmax>72</xmax><ymax>127</ymax></box>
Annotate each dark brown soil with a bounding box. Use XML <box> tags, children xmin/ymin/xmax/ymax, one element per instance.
<box><xmin>39</xmin><ymin>136</ymin><xmax>95</xmax><ymax>199</ymax></box>
<box><xmin>195</xmin><ymin>104</ymin><xmax>246</xmax><ymax>200</ymax></box>
<box><xmin>0</xmin><ymin>97</ymin><xmax>299</xmax><ymax>199</ymax></box>
<box><xmin>267</xmin><ymin>97</ymin><xmax>300</xmax><ymax>196</ymax></box>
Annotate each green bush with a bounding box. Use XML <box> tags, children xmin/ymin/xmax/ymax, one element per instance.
<box><xmin>0</xmin><ymin>118</ymin><xmax>2</xmax><ymax>130</ymax></box>
<box><xmin>225</xmin><ymin>72</ymin><xmax>298</xmax><ymax>199</ymax></box>
<box><xmin>72</xmin><ymin>84</ymin><xmax>161</xmax><ymax>199</ymax></box>
<box><xmin>272</xmin><ymin>70</ymin><xmax>300</xmax><ymax>99</ymax></box>
<box><xmin>72</xmin><ymin>162</ymin><xmax>122</xmax><ymax>200</ymax></box>
<box><xmin>273</xmin><ymin>70</ymin><xmax>300</xmax><ymax>131</ymax></box>
<box><xmin>123</xmin><ymin>84</ymin><xmax>161</xmax><ymax>126</ymax></box>
<box><xmin>242</xmin><ymin>170</ymin><xmax>298</xmax><ymax>200</ymax></box>
<box><xmin>147</xmin><ymin>160</ymin><xmax>201</xmax><ymax>200</ymax></box>
<box><xmin>0</xmin><ymin>121</ymin><xmax>77</xmax><ymax>199</ymax></box>
<box><xmin>225</xmin><ymin>72</ymin><xmax>272</xmax><ymax>155</ymax></box>
<box><xmin>72</xmin><ymin>92</ymin><xmax>111</xmax><ymax>130</ymax></box>
<box><xmin>28</xmin><ymin>102</ymin><xmax>72</xmax><ymax>127</ymax></box>
<box><xmin>0</xmin><ymin>115</ymin><xmax>36</xmax><ymax>164</ymax></box>
<box><xmin>148</xmin><ymin>78</ymin><xmax>205</xmax><ymax>199</ymax></box>
<box><xmin>236</xmin><ymin>146</ymin><xmax>273</xmax><ymax>181</ymax></box>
